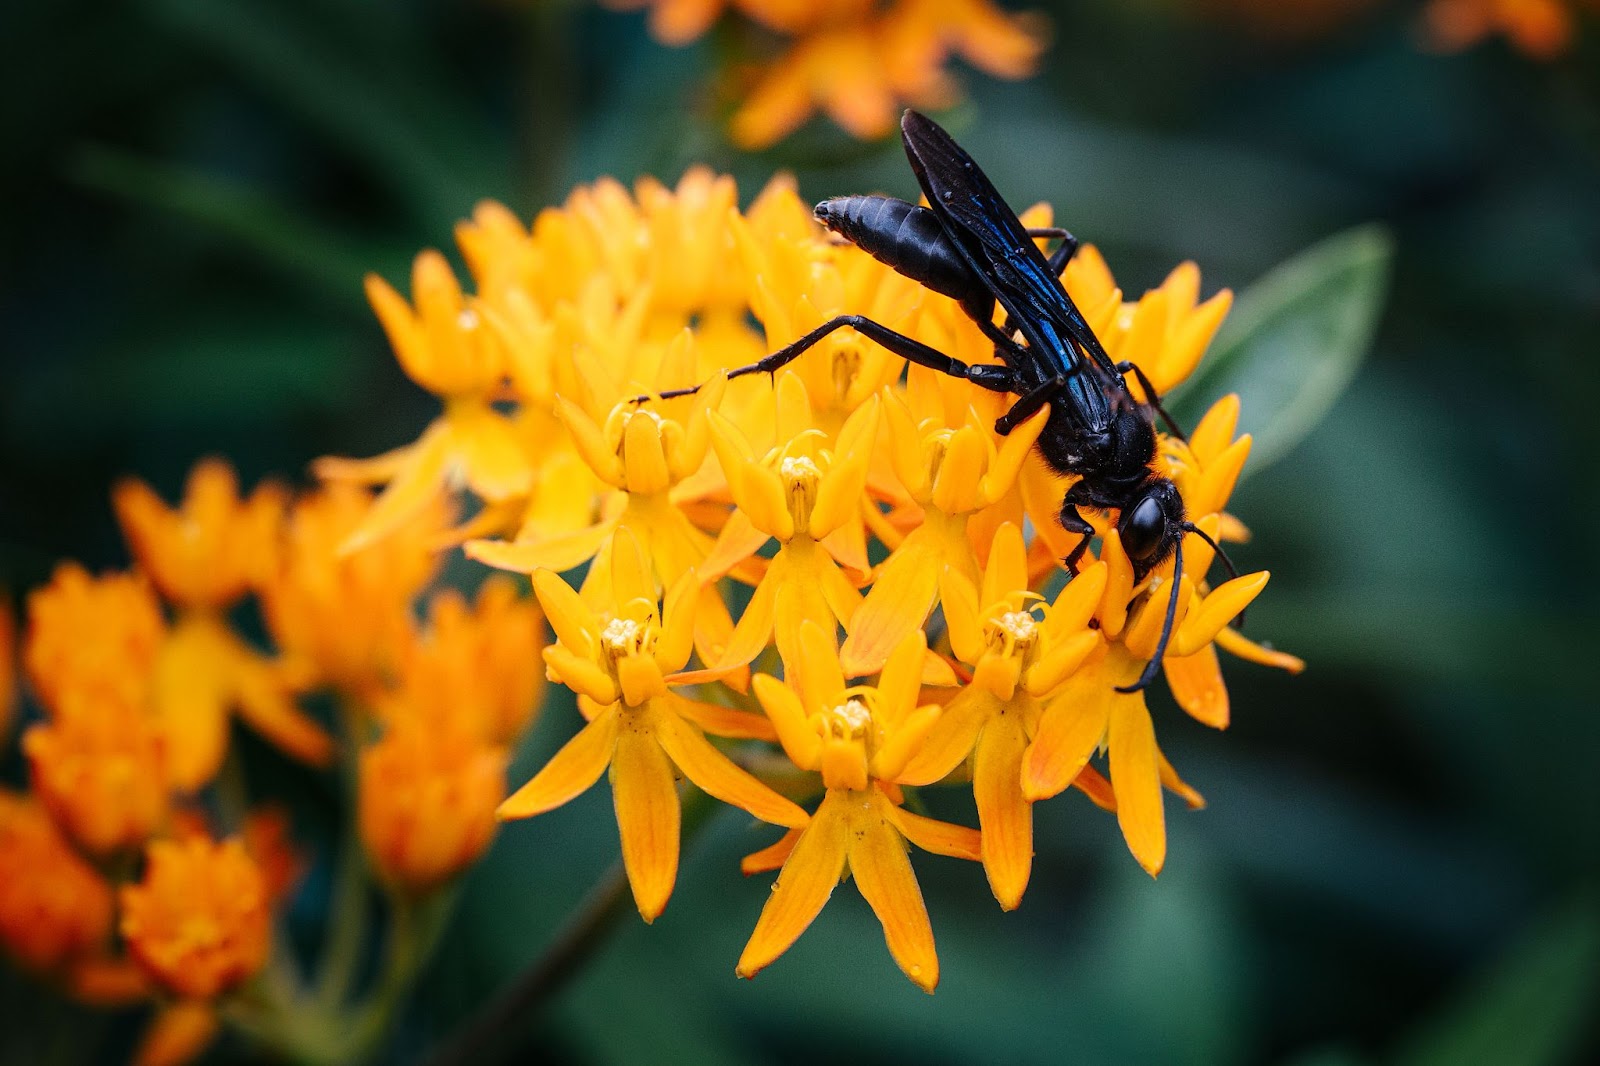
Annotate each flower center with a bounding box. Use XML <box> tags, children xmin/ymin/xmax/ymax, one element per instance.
<box><xmin>601</xmin><ymin>617</ymin><xmax>646</xmax><ymax>657</ymax></box>
<box><xmin>821</xmin><ymin>697</ymin><xmax>871</xmax><ymax>739</ymax></box>
<box><xmin>779</xmin><ymin>454</ymin><xmax>822</xmax><ymax>528</ymax></box>
<box><xmin>984</xmin><ymin>608</ymin><xmax>1039</xmax><ymax>659</ymax></box>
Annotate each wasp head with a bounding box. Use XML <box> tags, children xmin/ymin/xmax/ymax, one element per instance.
<box><xmin>1118</xmin><ymin>477</ymin><xmax>1185</xmax><ymax>581</ymax></box>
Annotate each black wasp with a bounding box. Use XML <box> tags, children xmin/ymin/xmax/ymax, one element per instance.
<box><xmin>653</xmin><ymin>109</ymin><xmax>1236</xmax><ymax>694</ymax></box>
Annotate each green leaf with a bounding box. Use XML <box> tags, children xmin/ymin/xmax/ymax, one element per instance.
<box><xmin>68</xmin><ymin>146</ymin><xmax>378</xmax><ymax>299</ymax></box>
<box><xmin>1175</xmin><ymin>224</ymin><xmax>1393</xmax><ymax>475</ymax></box>
<box><xmin>1394</xmin><ymin>897</ymin><xmax>1600</xmax><ymax>1066</ymax></box>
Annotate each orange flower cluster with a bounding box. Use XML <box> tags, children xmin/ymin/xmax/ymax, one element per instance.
<box><xmin>605</xmin><ymin>0</ymin><xmax>1048</xmax><ymax>146</ymax></box>
<box><xmin>323</xmin><ymin>165</ymin><xmax>1302</xmax><ymax>990</ymax></box>
<box><xmin>1</xmin><ymin>459</ymin><xmax>548</xmax><ymax>1062</ymax></box>
<box><xmin>1422</xmin><ymin>0</ymin><xmax>1596</xmax><ymax>57</ymax></box>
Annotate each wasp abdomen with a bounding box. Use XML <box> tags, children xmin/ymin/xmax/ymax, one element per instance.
<box><xmin>815</xmin><ymin>195</ymin><xmax>984</xmax><ymax>305</ymax></box>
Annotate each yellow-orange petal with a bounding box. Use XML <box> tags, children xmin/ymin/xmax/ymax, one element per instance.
<box><xmin>1073</xmin><ymin>764</ymin><xmax>1117</xmax><ymax>812</ymax></box>
<box><xmin>150</xmin><ymin>626</ymin><xmax>232</xmax><ymax>791</ymax></box>
<box><xmin>334</xmin><ymin>419</ymin><xmax>454</xmax><ymax>556</ymax></box>
<box><xmin>1191</xmin><ymin>434</ymin><xmax>1252</xmax><ymax>517</ymax></box>
<box><xmin>1214</xmin><ymin>625</ymin><xmax>1306</xmax><ymax>674</ymax></box>
<box><xmin>751</xmin><ymin>674</ymin><xmax>822</xmax><ymax>771</ymax></box>
<box><xmin>849</xmin><ymin>811</ymin><xmax>938</xmax><ymax>992</ymax></box>
<box><xmin>1043</xmin><ymin>561</ymin><xmax>1109</xmax><ymax>638</ymax></box>
<box><xmin>611</xmin><ymin>726</ymin><xmax>681</xmax><ymax>922</ymax></box>
<box><xmin>972</xmin><ymin>712</ymin><xmax>1032</xmax><ymax>911</ymax></box>
<box><xmin>1108</xmin><ymin>696</ymin><xmax>1164</xmax><ymax>877</ymax></box>
<box><xmin>669</xmin><ymin>697</ymin><xmax>778</xmax><ymax>742</ymax></box>
<box><xmin>1189</xmin><ymin>393</ymin><xmax>1241</xmax><ymax>468</ymax></box>
<box><xmin>699</xmin><ymin>508</ymin><xmax>771</xmax><ymax>582</ymax></box>
<box><xmin>1022</xmin><ymin>667</ymin><xmax>1111</xmax><ymax>801</ymax></box>
<box><xmin>875</xmin><ymin>628</ymin><xmax>928</xmax><ymax>728</ymax></box>
<box><xmin>228</xmin><ymin>651</ymin><xmax>335</xmax><ymax>769</ymax></box>
<box><xmin>1164</xmin><ymin>642</ymin><xmax>1229</xmax><ymax>729</ymax></box>
<box><xmin>655</xmin><ymin>712</ymin><xmax>807</xmax><ymax>828</ymax></box>
<box><xmin>738</xmin><ymin>798</ymin><xmax>850</xmax><ymax>979</ymax></box>
<box><xmin>872</xmin><ymin>703</ymin><xmax>941</xmax><ymax>783</ymax></box>
<box><xmin>712</xmin><ymin>565</ymin><xmax>779</xmax><ymax>671</ymax></box>
<box><xmin>1159</xmin><ymin>750</ymin><xmax>1206</xmax><ymax>811</ymax></box>
<box><xmin>791</xmin><ymin>619</ymin><xmax>846</xmax><ymax>716</ymax></box>
<box><xmin>883</xmin><ymin>802</ymin><xmax>982</xmax><ymax>862</ymax></box>
<box><xmin>452</xmin><ymin>402</ymin><xmax>534</xmax><ymax>501</ymax></box>
<box><xmin>1023</xmin><ymin>629</ymin><xmax>1102</xmax><ymax>699</ymax></box>
<box><xmin>980</xmin><ymin>407</ymin><xmax>1050</xmax><ymax>505</ymax></box>
<box><xmin>897</xmin><ymin>685</ymin><xmax>986</xmax><ymax>787</ymax></box>
<box><xmin>1097</xmin><ymin>530</ymin><xmax>1135</xmax><ymax>638</ymax></box>
<box><xmin>542</xmin><ymin>645</ymin><xmax>619</xmax><ymax>705</ymax></box>
<box><xmin>1174</xmin><ymin>572</ymin><xmax>1269</xmax><ymax>657</ymax></box>
<box><xmin>742</xmin><ymin>827</ymin><xmax>803</xmax><ymax>875</ymax></box>
<box><xmin>498</xmin><ymin>707</ymin><xmax>619</xmax><ymax>819</ymax></box>
<box><xmin>839</xmin><ymin>532</ymin><xmax>941</xmax><ymax>677</ymax></box>
<box><xmin>467</xmin><ymin>519</ymin><xmax>616</xmax><ymax>576</ymax></box>
<box><xmin>133</xmin><ymin>1000</ymin><xmax>219</xmax><ymax>1066</ymax></box>
<box><xmin>939</xmin><ymin>569</ymin><xmax>984</xmax><ymax>667</ymax></box>
<box><xmin>530</xmin><ymin>569</ymin><xmax>600</xmax><ymax>652</ymax></box>
<box><xmin>556</xmin><ymin>396</ymin><xmax>626</xmax><ymax>487</ymax></box>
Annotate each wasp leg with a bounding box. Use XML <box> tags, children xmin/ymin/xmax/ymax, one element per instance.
<box><xmin>645</xmin><ymin>315</ymin><xmax>1017</xmax><ymax>402</ymax></box>
<box><xmin>1058</xmin><ymin>501</ymin><xmax>1096</xmax><ymax>576</ymax></box>
<box><xmin>995</xmin><ymin>375</ymin><xmax>1067</xmax><ymax>435</ymax></box>
<box><xmin>1115</xmin><ymin>360</ymin><xmax>1187</xmax><ymax>442</ymax></box>
<box><xmin>1025</xmin><ymin>227</ymin><xmax>1080</xmax><ymax>277</ymax></box>
<box><xmin>1116</xmin><ymin>536</ymin><xmax>1184</xmax><ymax>694</ymax></box>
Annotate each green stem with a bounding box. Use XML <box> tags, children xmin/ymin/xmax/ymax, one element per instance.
<box><xmin>314</xmin><ymin>701</ymin><xmax>372</xmax><ymax>1009</ymax></box>
<box><xmin>340</xmin><ymin>887</ymin><xmax>461</xmax><ymax>1064</ymax></box>
<box><xmin>421</xmin><ymin>789</ymin><xmax>721</xmax><ymax>1066</ymax></box>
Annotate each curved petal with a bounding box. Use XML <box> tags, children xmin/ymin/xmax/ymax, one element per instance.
<box><xmin>849</xmin><ymin>813</ymin><xmax>938</xmax><ymax>992</ymax></box>
<box><xmin>670</xmin><ymin>696</ymin><xmax>778</xmax><ymax>742</ymax></box>
<box><xmin>336</xmin><ymin>420</ymin><xmax>454</xmax><ymax>556</ymax></box>
<box><xmin>1173</xmin><ymin>572</ymin><xmax>1269</xmax><ymax>657</ymax></box>
<box><xmin>883</xmin><ymin>802</ymin><xmax>982</xmax><ymax>862</ymax></box>
<box><xmin>655</xmin><ymin>712</ymin><xmax>807</xmax><ymax>828</ymax></box>
<box><xmin>738</xmin><ymin>797</ymin><xmax>850</xmax><ymax>979</ymax></box>
<box><xmin>752</xmin><ymin>674</ymin><xmax>822</xmax><ymax>770</ymax></box>
<box><xmin>499</xmin><ymin>707</ymin><xmax>619</xmax><ymax>819</ymax></box>
<box><xmin>1108</xmin><ymin>696</ymin><xmax>1164</xmax><ymax>877</ymax></box>
<box><xmin>897</xmin><ymin>686</ymin><xmax>987</xmax><ymax>787</ymax></box>
<box><xmin>1021</xmin><ymin>665</ymin><xmax>1111</xmax><ymax>802</ymax></box>
<box><xmin>611</xmin><ymin>726</ymin><xmax>681</xmax><ymax>922</ymax></box>
<box><xmin>1214</xmin><ymin>626</ymin><xmax>1305</xmax><ymax>674</ymax></box>
<box><xmin>839</xmin><ymin>530</ymin><xmax>941</xmax><ymax>677</ymax></box>
<box><xmin>973</xmin><ymin>714</ymin><xmax>1032</xmax><ymax>911</ymax></box>
<box><xmin>742</xmin><ymin>827</ymin><xmax>803</xmax><ymax>875</ymax></box>
<box><xmin>1164</xmin><ymin>643</ymin><xmax>1229</xmax><ymax>729</ymax></box>
<box><xmin>468</xmin><ymin>520</ymin><xmax>615</xmax><ymax>576</ymax></box>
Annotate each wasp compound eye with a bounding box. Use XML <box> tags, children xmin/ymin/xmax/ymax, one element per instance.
<box><xmin>1121</xmin><ymin>495</ymin><xmax>1167</xmax><ymax>561</ymax></box>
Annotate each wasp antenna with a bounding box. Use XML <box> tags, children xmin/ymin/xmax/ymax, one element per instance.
<box><xmin>1116</xmin><ymin>537</ymin><xmax>1183</xmax><ymax>695</ymax></box>
<box><xmin>1181</xmin><ymin>521</ymin><xmax>1246</xmax><ymax>630</ymax></box>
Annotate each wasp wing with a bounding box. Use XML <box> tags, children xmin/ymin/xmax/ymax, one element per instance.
<box><xmin>899</xmin><ymin>110</ymin><xmax>1121</xmax><ymax>390</ymax></box>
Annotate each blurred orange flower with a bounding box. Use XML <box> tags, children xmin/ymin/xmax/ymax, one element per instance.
<box><xmin>121</xmin><ymin>836</ymin><xmax>271</xmax><ymax>1000</ymax></box>
<box><xmin>1423</xmin><ymin>0</ymin><xmax>1592</xmax><ymax>57</ymax></box>
<box><xmin>0</xmin><ymin>791</ymin><xmax>115</xmax><ymax>974</ymax></box>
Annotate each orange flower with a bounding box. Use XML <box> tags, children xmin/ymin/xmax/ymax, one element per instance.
<box><xmin>1021</xmin><ymin>397</ymin><xmax>1293</xmax><ymax>876</ymax></box>
<box><xmin>23</xmin><ymin>689</ymin><xmax>170</xmax><ymax>857</ymax></box>
<box><xmin>360</xmin><ymin>719</ymin><xmax>508</xmax><ymax>893</ymax></box>
<box><xmin>896</xmin><ymin>524</ymin><xmax>1108</xmax><ymax>908</ymax></box>
<box><xmin>262</xmin><ymin>483</ymin><xmax>445</xmax><ymax>699</ymax></box>
<box><xmin>316</xmin><ymin>251</ymin><xmax>532</xmax><ymax>553</ymax></box>
<box><xmin>0</xmin><ymin>594</ymin><xmax>15</xmax><ymax>744</ymax></box>
<box><xmin>113</xmin><ymin>458</ymin><xmax>284</xmax><ymax>611</ymax></box>
<box><xmin>728</xmin><ymin>1</ymin><xmax>1047</xmax><ymax>148</ymax></box>
<box><xmin>24</xmin><ymin>562</ymin><xmax>165</xmax><ymax>717</ymax></box>
<box><xmin>700</xmin><ymin>374</ymin><xmax>879</xmax><ymax>670</ymax></box>
<box><xmin>1423</xmin><ymin>0</ymin><xmax>1586</xmax><ymax>58</ymax></box>
<box><xmin>150</xmin><ymin>612</ymin><xmax>333</xmax><ymax>791</ymax></box>
<box><xmin>499</xmin><ymin>530</ymin><xmax>807</xmax><ymax>921</ymax></box>
<box><xmin>0</xmin><ymin>791</ymin><xmax>115</xmax><ymax>974</ymax></box>
<box><xmin>837</xmin><ymin>390</ymin><xmax>1047</xmax><ymax>676</ymax></box>
<box><xmin>121</xmin><ymin>836</ymin><xmax>271</xmax><ymax>1000</ymax></box>
<box><xmin>379</xmin><ymin>576</ymin><xmax>547</xmax><ymax>745</ymax></box>
<box><xmin>742</xmin><ymin>625</ymin><xmax>979</xmax><ymax>991</ymax></box>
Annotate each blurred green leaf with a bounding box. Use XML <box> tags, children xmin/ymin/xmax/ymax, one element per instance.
<box><xmin>1176</xmin><ymin>225</ymin><xmax>1393</xmax><ymax>474</ymax></box>
<box><xmin>143</xmin><ymin>0</ymin><xmax>505</xmax><ymax>227</ymax></box>
<box><xmin>1394</xmin><ymin>898</ymin><xmax>1600</xmax><ymax>1066</ymax></box>
<box><xmin>68</xmin><ymin>146</ymin><xmax>376</xmax><ymax>299</ymax></box>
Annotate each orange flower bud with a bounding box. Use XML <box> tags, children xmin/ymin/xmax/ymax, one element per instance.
<box><xmin>23</xmin><ymin>693</ymin><xmax>170</xmax><ymax>857</ymax></box>
<box><xmin>359</xmin><ymin>722</ymin><xmax>508</xmax><ymax>893</ymax></box>
<box><xmin>0</xmin><ymin>791</ymin><xmax>115</xmax><ymax>973</ymax></box>
<box><xmin>24</xmin><ymin>563</ymin><xmax>165</xmax><ymax>717</ymax></box>
<box><xmin>121</xmin><ymin>837</ymin><xmax>271</xmax><ymax>1001</ymax></box>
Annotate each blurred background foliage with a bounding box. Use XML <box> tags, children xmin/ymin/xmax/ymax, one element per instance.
<box><xmin>3</xmin><ymin>0</ymin><xmax>1598</xmax><ymax>1063</ymax></box>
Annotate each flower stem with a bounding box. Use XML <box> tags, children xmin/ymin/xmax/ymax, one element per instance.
<box><xmin>422</xmin><ymin>789</ymin><xmax>721</xmax><ymax>1066</ymax></box>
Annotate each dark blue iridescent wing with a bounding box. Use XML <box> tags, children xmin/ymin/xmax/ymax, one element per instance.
<box><xmin>900</xmin><ymin>110</ymin><xmax>1125</xmax><ymax>429</ymax></box>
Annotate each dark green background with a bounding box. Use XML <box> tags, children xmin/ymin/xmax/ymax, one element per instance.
<box><xmin>3</xmin><ymin>1</ymin><xmax>1597</xmax><ymax>1063</ymax></box>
